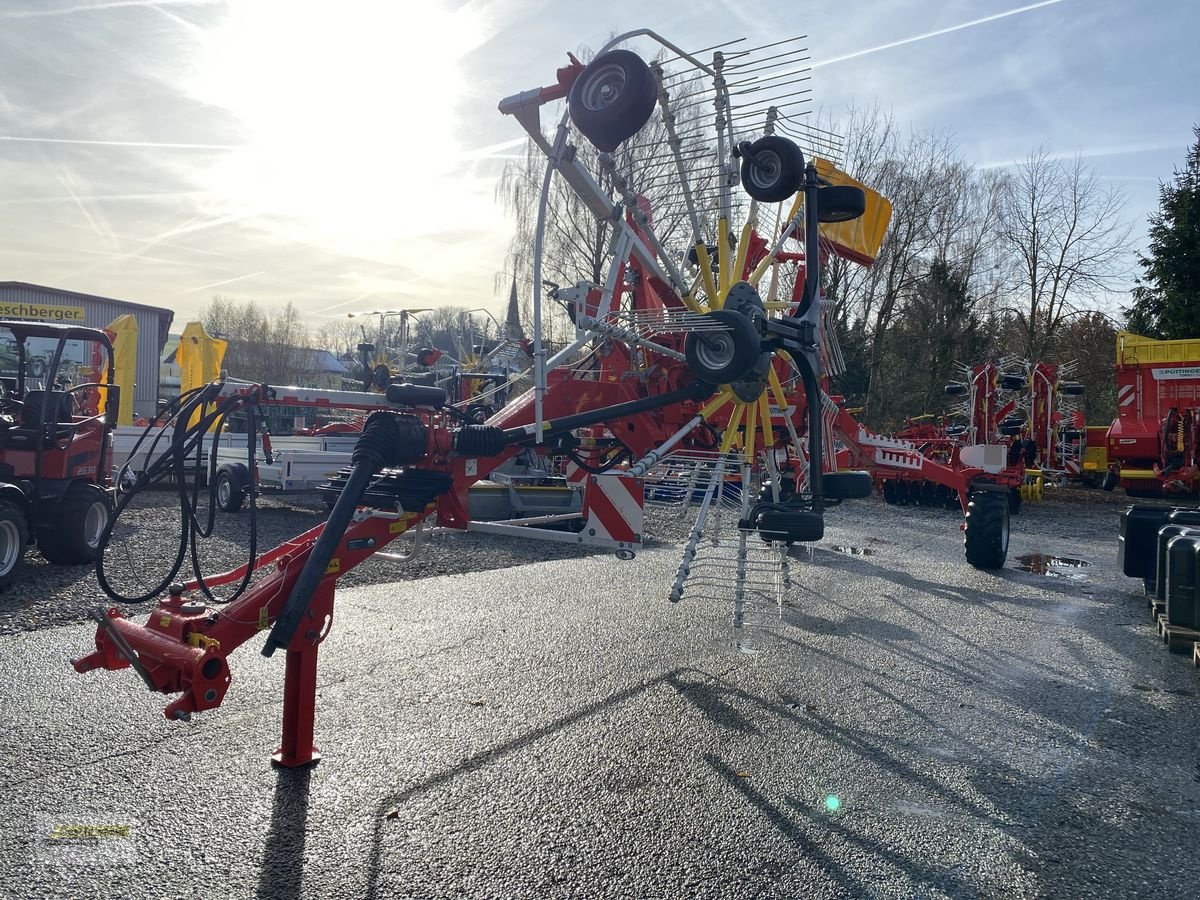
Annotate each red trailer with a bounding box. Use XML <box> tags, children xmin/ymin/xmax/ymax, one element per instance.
<box><xmin>1105</xmin><ymin>331</ymin><xmax>1200</xmax><ymax>496</ymax></box>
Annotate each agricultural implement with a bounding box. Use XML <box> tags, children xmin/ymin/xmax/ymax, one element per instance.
<box><xmin>1105</xmin><ymin>330</ymin><xmax>1200</xmax><ymax>496</ymax></box>
<box><xmin>0</xmin><ymin>320</ymin><xmax>118</xmax><ymax>587</ymax></box>
<box><xmin>73</xmin><ymin>30</ymin><xmax>1014</xmax><ymax>766</ymax></box>
<box><xmin>865</xmin><ymin>357</ymin><xmax>1086</xmax><ymax>516</ymax></box>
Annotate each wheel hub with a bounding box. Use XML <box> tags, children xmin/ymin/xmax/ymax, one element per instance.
<box><xmin>84</xmin><ymin>500</ymin><xmax>108</xmax><ymax>549</ymax></box>
<box><xmin>0</xmin><ymin>519</ymin><xmax>18</xmax><ymax>574</ymax></box>
<box><xmin>583</xmin><ymin>63</ymin><xmax>626</xmax><ymax>111</ymax></box>
<box><xmin>723</xmin><ymin>282</ymin><xmax>771</xmax><ymax>403</ymax></box>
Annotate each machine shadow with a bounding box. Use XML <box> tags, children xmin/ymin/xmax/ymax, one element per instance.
<box><xmin>703</xmin><ymin>752</ymin><xmax>870</xmax><ymax>895</ymax></box>
<box><xmin>362</xmin><ymin>666</ymin><xmax>699</xmax><ymax>900</ymax></box>
<box><xmin>256</xmin><ymin>766</ymin><xmax>312</xmax><ymax>900</ymax></box>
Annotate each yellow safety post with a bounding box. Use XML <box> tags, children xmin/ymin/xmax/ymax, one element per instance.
<box><xmin>177</xmin><ymin>321</ymin><xmax>228</xmax><ymax>430</ymax></box>
<box><xmin>103</xmin><ymin>314</ymin><xmax>138</xmax><ymax>426</ymax></box>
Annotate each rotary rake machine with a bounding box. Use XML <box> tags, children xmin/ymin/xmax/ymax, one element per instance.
<box><xmin>71</xmin><ymin>29</ymin><xmax>1011</xmax><ymax>766</ymax></box>
<box><xmin>872</xmin><ymin>360</ymin><xmax>1029</xmax><ymax>516</ymax></box>
<box><xmin>869</xmin><ymin>358</ymin><xmax>1086</xmax><ymax>522</ymax></box>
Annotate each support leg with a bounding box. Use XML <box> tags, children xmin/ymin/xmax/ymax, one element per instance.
<box><xmin>272</xmin><ymin>643</ymin><xmax>322</xmax><ymax>767</ymax></box>
<box><xmin>272</xmin><ymin>581</ymin><xmax>333</xmax><ymax>768</ymax></box>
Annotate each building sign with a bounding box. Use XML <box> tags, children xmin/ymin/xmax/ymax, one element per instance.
<box><xmin>1150</xmin><ymin>366</ymin><xmax>1200</xmax><ymax>381</ymax></box>
<box><xmin>0</xmin><ymin>302</ymin><xmax>85</xmax><ymax>322</ymax></box>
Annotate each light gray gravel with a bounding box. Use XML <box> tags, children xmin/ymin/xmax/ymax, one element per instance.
<box><xmin>1</xmin><ymin>482</ymin><xmax>1198</xmax><ymax>899</ymax></box>
<box><xmin>0</xmin><ymin>490</ymin><xmax>603</xmax><ymax>635</ymax></box>
<box><xmin>0</xmin><ymin>482</ymin><xmax>1185</xmax><ymax>637</ymax></box>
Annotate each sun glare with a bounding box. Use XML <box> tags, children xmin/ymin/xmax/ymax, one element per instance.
<box><xmin>192</xmin><ymin>0</ymin><xmax>490</xmax><ymax>249</ymax></box>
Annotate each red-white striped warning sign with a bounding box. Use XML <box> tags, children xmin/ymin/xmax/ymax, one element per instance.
<box><xmin>563</xmin><ymin>458</ymin><xmax>588</xmax><ymax>485</ymax></box>
<box><xmin>1118</xmin><ymin>384</ymin><xmax>1135</xmax><ymax>407</ymax></box>
<box><xmin>582</xmin><ymin>474</ymin><xmax>644</xmax><ymax>546</ymax></box>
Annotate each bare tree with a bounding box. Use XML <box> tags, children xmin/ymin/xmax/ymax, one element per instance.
<box><xmin>495</xmin><ymin>45</ymin><xmax>721</xmax><ymax>348</ymax></box>
<box><xmin>995</xmin><ymin>149</ymin><xmax>1132</xmax><ymax>359</ymax></box>
<box><xmin>813</xmin><ymin>107</ymin><xmax>1008</xmax><ymax>423</ymax></box>
<box><xmin>315</xmin><ymin>317</ymin><xmax>364</xmax><ymax>362</ymax></box>
<box><xmin>201</xmin><ymin>296</ymin><xmax>310</xmax><ymax>385</ymax></box>
<box><xmin>857</xmin><ymin>132</ymin><xmax>986</xmax><ymax>418</ymax></box>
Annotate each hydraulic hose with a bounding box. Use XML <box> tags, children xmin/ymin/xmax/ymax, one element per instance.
<box><xmin>98</xmin><ymin>382</ymin><xmax>263</xmax><ymax>604</ymax></box>
<box><xmin>262</xmin><ymin>412</ymin><xmax>426</xmax><ymax>657</ymax></box>
<box><xmin>499</xmin><ymin>381</ymin><xmax>713</xmax><ymax>444</ymax></box>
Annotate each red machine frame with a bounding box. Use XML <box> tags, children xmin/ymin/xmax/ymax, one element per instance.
<box><xmin>72</xmin><ymin>34</ymin><xmax>1016</xmax><ymax>767</ymax></box>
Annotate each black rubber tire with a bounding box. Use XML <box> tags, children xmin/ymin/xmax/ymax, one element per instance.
<box><xmin>921</xmin><ymin>480</ymin><xmax>938</xmax><ymax>506</ymax></box>
<box><xmin>944</xmin><ymin>383</ymin><xmax>967</xmax><ymax>396</ymax></box>
<box><xmin>740</xmin><ymin>136</ymin><xmax>804</xmax><ymax>203</ymax></box>
<box><xmin>568</xmin><ymin>50</ymin><xmax>657</xmax><ymax>152</ymax></box>
<box><xmin>1101</xmin><ymin>469</ymin><xmax>1118</xmax><ymax>492</ymax></box>
<box><xmin>999</xmin><ymin>424</ymin><xmax>1023</xmax><ymax>437</ymax></box>
<box><xmin>756</xmin><ymin>508</ymin><xmax>824</xmax><ymax>543</ymax></box>
<box><xmin>945</xmin><ymin>490</ymin><xmax>962</xmax><ymax>511</ymax></box>
<box><xmin>0</xmin><ymin>499</ymin><xmax>27</xmax><ymax>590</ymax></box>
<box><xmin>882</xmin><ymin>480</ymin><xmax>897</xmax><ymax>505</ymax></box>
<box><xmin>1061</xmin><ymin>382</ymin><xmax>1085</xmax><ymax>396</ymax></box>
<box><xmin>963</xmin><ymin>490</ymin><xmax>1010</xmax><ymax>569</ymax></box>
<box><xmin>38</xmin><ymin>482</ymin><xmax>112</xmax><ymax>565</ymax></box>
<box><xmin>821</xmin><ymin>471</ymin><xmax>873</xmax><ymax>499</ymax></box>
<box><xmin>684</xmin><ymin>309</ymin><xmax>761</xmax><ymax>384</ymax></box>
<box><xmin>895</xmin><ymin>480</ymin><xmax>910</xmax><ymax>506</ymax></box>
<box><xmin>1009</xmin><ymin>487</ymin><xmax>1022</xmax><ymax>516</ymax></box>
<box><xmin>215</xmin><ymin>469</ymin><xmax>246</xmax><ymax>514</ymax></box>
<box><xmin>817</xmin><ymin>185</ymin><xmax>867</xmax><ymax>223</ymax></box>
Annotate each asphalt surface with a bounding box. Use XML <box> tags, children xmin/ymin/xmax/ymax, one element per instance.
<box><xmin>0</xmin><ymin>491</ymin><xmax>600</xmax><ymax>635</ymax></box>
<box><xmin>1</xmin><ymin>496</ymin><xmax>1198</xmax><ymax>899</ymax></box>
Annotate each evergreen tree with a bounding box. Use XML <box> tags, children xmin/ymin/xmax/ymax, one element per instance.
<box><xmin>1126</xmin><ymin>126</ymin><xmax>1200</xmax><ymax>339</ymax></box>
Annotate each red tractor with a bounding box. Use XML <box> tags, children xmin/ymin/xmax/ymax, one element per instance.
<box><xmin>0</xmin><ymin>320</ymin><xmax>117</xmax><ymax>587</ymax></box>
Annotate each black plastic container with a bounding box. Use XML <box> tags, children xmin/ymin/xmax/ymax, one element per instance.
<box><xmin>1165</xmin><ymin>533</ymin><xmax>1200</xmax><ymax>628</ymax></box>
<box><xmin>1155</xmin><ymin>525</ymin><xmax>1200</xmax><ymax>600</ymax></box>
<box><xmin>1119</xmin><ymin>506</ymin><xmax>1176</xmax><ymax>581</ymax></box>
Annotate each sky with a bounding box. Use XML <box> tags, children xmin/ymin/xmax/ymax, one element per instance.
<box><xmin>0</xmin><ymin>0</ymin><xmax>1195</xmax><ymax>334</ymax></box>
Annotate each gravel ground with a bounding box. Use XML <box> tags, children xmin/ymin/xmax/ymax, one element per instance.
<box><xmin>0</xmin><ymin>482</ymin><xmax>1189</xmax><ymax>636</ymax></box>
<box><xmin>0</xmin><ymin>490</ymin><xmax>603</xmax><ymax>635</ymax></box>
<box><xmin>4</xmin><ymin>480</ymin><xmax>1199</xmax><ymax>898</ymax></box>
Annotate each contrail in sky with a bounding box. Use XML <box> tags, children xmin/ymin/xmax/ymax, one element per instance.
<box><xmin>0</xmin><ymin>136</ymin><xmax>236</xmax><ymax>150</ymax></box>
<box><xmin>812</xmin><ymin>0</ymin><xmax>1068</xmax><ymax>68</ymax></box>
<box><xmin>182</xmin><ymin>271</ymin><xmax>266</xmax><ymax>294</ymax></box>
<box><xmin>0</xmin><ymin>1</ymin><xmax>218</xmax><ymax>20</ymax></box>
<box><xmin>978</xmin><ymin>139</ymin><xmax>1184</xmax><ymax>170</ymax></box>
